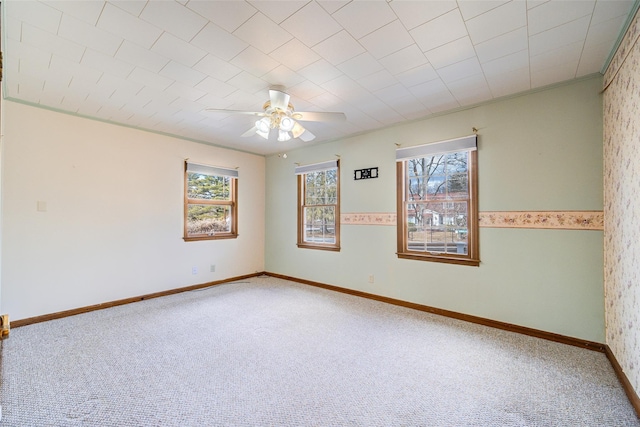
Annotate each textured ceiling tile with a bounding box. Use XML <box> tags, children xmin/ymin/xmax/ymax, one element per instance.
<box><xmin>2</xmin><ymin>0</ymin><xmax>635</xmax><ymax>156</ymax></box>
<box><xmin>410</xmin><ymin>9</ymin><xmax>467</xmax><ymax>52</ymax></box>
<box><xmin>485</xmin><ymin>67</ymin><xmax>531</xmax><ymax>97</ymax></box>
<box><xmin>97</xmin><ymin>3</ymin><xmax>163</xmax><ymax>49</ymax></box>
<box><xmin>289</xmin><ymin>80</ymin><xmax>326</xmax><ymax>100</ymax></box>
<box><xmin>358</xmin><ymin>69</ymin><xmax>397</xmax><ymax>92</ymax></box>
<box><xmin>576</xmin><ymin>40</ymin><xmax>612</xmax><ymax>76</ymax></box>
<box><xmin>281</xmin><ymin>2</ymin><xmax>342</xmax><ymax>47</ymax></box>
<box><xmin>529</xmin><ymin>16</ymin><xmax>590</xmax><ymax>56</ymax></box>
<box><xmin>337</xmin><ymin>53</ymin><xmax>384</xmax><ymax>80</ymax></box>
<box><xmin>308</xmin><ymin>91</ymin><xmax>344</xmax><ymax>110</ymax></box>
<box><xmin>465</xmin><ymin>1</ymin><xmax>526</xmax><ymax>45</ymax></box>
<box><xmin>110</xmin><ymin>1</ymin><xmax>147</xmax><ymax>17</ymax></box>
<box><xmin>159</xmin><ymin>61</ymin><xmax>207</xmax><ymax>86</ymax></box>
<box><xmin>457</xmin><ymin>0</ymin><xmax>509</xmax><ymax>20</ymax></box>
<box><xmin>58</xmin><ymin>14</ymin><xmax>123</xmax><ymax>56</ymax></box>
<box><xmin>269</xmin><ymin>39</ymin><xmax>321</xmax><ymax>71</ymax></box>
<box><xmin>47</xmin><ymin>0</ymin><xmax>104</xmax><ymax>25</ymax></box>
<box><xmin>298</xmin><ymin>59</ymin><xmax>343</xmax><ymax>85</ymax></box>
<box><xmin>116</xmin><ymin>40</ymin><xmax>170</xmax><ymax>73</ymax></box>
<box><xmin>151</xmin><ymin>32</ymin><xmax>207</xmax><ymax>68</ymax></box>
<box><xmin>317</xmin><ymin>0</ymin><xmax>350</xmax><ymax>14</ymax></box>
<box><xmin>530</xmin><ymin>60</ymin><xmax>579</xmax><ymax>88</ymax></box>
<box><xmin>425</xmin><ymin>37</ymin><xmax>475</xmax><ymax>70</ymax></box>
<box><xmin>530</xmin><ymin>42</ymin><xmax>583</xmax><ymax>73</ymax></box>
<box><xmin>226</xmin><ymin>71</ymin><xmax>269</xmax><ymax>95</ymax></box>
<box><xmin>99</xmin><ymin>73</ymin><xmax>144</xmax><ymax>97</ymax></box>
<box><xmin>6</xmin><ymin>37</ymin><xmax>50</xmax><ymax>67</ymax></box>
<box><xmin>321</xmin><ymin>75</ymin><xmax>361</xmax><ymax>97</ymax></box>
<box><xmin>390</xmin><ymin>94</ymin><xmax>429</xmax><ymax>120</ymax></box>
<box><xmin>584</xmin><ymin>13</ymin><xmax>628</xmax><ymax>45</ymax></box>
<box><xmin>390</xmin><ymin>0</ymin><xmax>457</xmax><ymax>31</ymax></box>
<box><xmin>186</xmin><ymin>0</ymin><xmax>257</xmax><ymax>33</ymax></box>
<box><xmin>379</xmin><ymin>45</ymin><xmax>429</xmax><ymax>76</ymax></box>
<box><xmin>374</xmin><ymin>82</ymin><xmax>413</xmax><ymax>104</ymax></box>
<box><xmin>395</xmin><ymin>63</ymin><xmax>439</xmax><ymax>88</ymax></box>
<box><xmin>229</xmin><ymin>47</ymin><xmax>280</xmax><ymax>77</ymax></box>
<box><xmin>193</xmin><ymin>54</ymin><xmax>243</xmax><ymax>82</ymax></box>
<box><xmin>313</xmin><ymin>31</ymin><xmax>365</xmax><ymax>65</ymax></box>
<box><xmin>481</xmin><ymin>49</ymin><xmax>529</xmax><ymax>76</ymax></box>
<box><xmin>50</xmin><ymin>54</ymin><xmax>103</xmax><ymax>85</ymax></box>
<box><xmin>5</xmin><ymin>0</ymin><xmax>62</xmax><ymax>34</ymax></box>
<box><xmin>261</xmin><ymin>65</ymin><xmax>306</xmax><ymax>89</ymax></box>
<box><xmin>437</xmin><ymin>57</ymin><xmax>483</xmax><ymax>84</ymax></box>
<box><xmin>191</xmin><ymin>23</ymin><xmax>249</xmax><ymax>62</ymax></box>
<box><xmin>128</xmin><ymin>67</ymin><xmax>174</xmax><ymax>91</ymax></box>
<box><xmin>590</xmin><ymin>0</ymin><xmax>633</xmax><ymax>25</ymax></box>
<box><xmin>331</xmin><ymin>0</ymin><xmax>396</xmax><ymax>39</ymax></box>
<box><xmin>22</xmin><ymin>23</ymin><xmax>84</xmax><ymax>63</ymax></box>
<box><xmin>248</xmin><ymin>0</ymin><xmax>308</xmax><ymax>24</ymax></box>
<box><xmin>233</xmin><ymin>13</ymin><xmax>293</xmax><ymax>54</ymax></box>
<box><xmin>139</xmin><ymin>0</ymin><xmax>208</xmax><ymax>41</ymax></box>
<box><xmin>359</xmin><ymin>20</ymin><xmax>415</xmax><ymax>60</ymax></box>
<box><xmin>81</xmin><ymin>48</ymin><xmax>135</xmax><ymax>78</ymax></box>
<box><xmin>164</xmin><ymin>81</ymin><xmax>207</xmax><ymax>102</ymax></box>
<box><xmin>474</xmin><ymin>27</ymin><xmax>528</xmax><ymax>64</ymax></box>
<box><xmin>447</xmin><ymin>73</ymin><xmax>493</xmax><ymax>106</ymax></box>
<box><xmin>528</xmin><ymin>0</ymin><xmax>595</xmax><ymax>36</ymax></box>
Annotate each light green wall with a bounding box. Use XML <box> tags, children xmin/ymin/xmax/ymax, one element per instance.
<box><xmin>265</xmin><ymin>75</ymin><xmax>604</xmax><ymax>342</ymax></box>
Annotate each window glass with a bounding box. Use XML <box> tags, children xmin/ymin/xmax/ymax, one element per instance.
<box><xmin>298</xmin><ymin>162</ymin><xmax>340</xmax><ymax>251</ymax></box>
<box><xmin>397</xmin><ymin>142</ymin><xmax>478</xmax><ymax>266</ymax></box>
<box><xmin>184</xmin><ymin>163</ymin><xmax>237</xmax><ymax>241</ymax></box>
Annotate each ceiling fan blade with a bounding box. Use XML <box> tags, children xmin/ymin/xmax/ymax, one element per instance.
<box><xmin>241</xmin><ymin>126</ymin><xmax>257</xmax><ymax>137</ymax></box>
<box><xmin>204</xmin><ymin>108</ymin><xmax>266</xmax><ymax>117</ymax></box>
<box><xmin>291</xmin><ymin>111</ymin><xmax>346</xmax><ymax>122</ymax></box>
<box><xmin>291</xmin><ymin>121</ymin><xmax>315</xmax><ymax>141</ymax></box>
<box><xmin>291</xmin><ymin>121</ymin><xmax>305</xmax><ymax>138</ymax></box>
<box><xmin>269</xmin><ymin>89</ymin><xmax>290</xmax><ymax>111</ymax></box>
<box><xmin>299</xmin><ymin>128</ymin><xmax>315</xmax><ymax>142</ymax></box>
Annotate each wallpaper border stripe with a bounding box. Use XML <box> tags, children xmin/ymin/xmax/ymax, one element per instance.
<box><xmin>341</xmin><ymin>211</ymin><xmax>604</xmax><ymax>230</ymax></box>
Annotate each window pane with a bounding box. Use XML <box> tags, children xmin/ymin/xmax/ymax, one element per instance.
<box><xmin>445</xmin><ymin>152</ymin><xmax>469</xmax><ymax>197</ymax></box>
<box><xmin>303</xmin><ymin>206</ymin><xmax>336</xmax><ymax>244</ymax></box>
<box><xmin>305</xmin><ymin>169</ymin><xmax>338</xmax><ymax>205</ymax></box>
<box><xmin>406</xmin><ymin>201</ymin><xmax>468</xmax><ymax>255</ymax></box>
<box><xmin>187</xmin><ymin>204</ymin><xmax>231</xmax><ymax>236</ymax></box>
<box><xmin>188</xmin><ymin>173</ymin><xmax>230</xmax><ymax>201</ymax></box>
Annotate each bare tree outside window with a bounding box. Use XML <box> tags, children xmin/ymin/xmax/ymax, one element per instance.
<box><xmin>297</xmin><ymin>161</ymin><xmax>340</xmax><ymax>251</ymax></box>
<box><xmin>397</xmin><ymin>139</ymin><xmax>478</xmax><ymax>266</ymax></box>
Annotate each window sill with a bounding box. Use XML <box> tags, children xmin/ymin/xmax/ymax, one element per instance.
<box><xmin>397</xmin><ymin>252</ymin><xmax>480</xmax><ymax>267</ymax></box>
<box><xmin>297</xmin><ymin>243</ymin><xmax>341</xmax><ymax>252</ymax></box>
<box><xmin>184</xmin><ymin>234</ymin><xmax>238</xmax><ymax>242</ymax></box>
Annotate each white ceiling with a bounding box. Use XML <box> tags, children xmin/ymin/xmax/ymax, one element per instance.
<box><xmin>2</xmin><ymin>0</ymin><xmax>636</xmax><ymax>156</ymax></box>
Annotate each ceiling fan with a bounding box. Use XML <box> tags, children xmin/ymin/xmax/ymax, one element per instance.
<box><xmin>205</xmin><ymin>86</ymin><xmax>346</xmax><ymax>142</ymax></box>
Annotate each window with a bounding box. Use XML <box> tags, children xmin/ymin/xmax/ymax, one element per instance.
<box><xmin>396</xmin><ymin>135</ymin><xmax>479</xmax><ymax>266</ymax></box>
<box><xmin>184</xmin><ymin>162</ymin><xmax>238</xmax><ymax>241</ymax></box>
<box><xmin>296</xmin><ymin>160</ymin><xmax>340</xmax><ymax>251</ymax></box>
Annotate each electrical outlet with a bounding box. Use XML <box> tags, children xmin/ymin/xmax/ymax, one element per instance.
<box><xmin>191</xmin><ymin>266</ymin><xmax>198</xmax><ymax>275</ymax></box>
<box><xmin>210</xmin><ymin>264</ymin><xmax>216</xmax><ymax>272</ymax></box>
<box><xmin>368</xmin><ymin>275</ymin><xmax>374</xmax><ymax>284</ymax></box>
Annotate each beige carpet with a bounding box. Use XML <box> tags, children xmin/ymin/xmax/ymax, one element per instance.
<box><xmin>1</xmin><ymin>276</ymin><xmax>638</xmax><ymax>426</ymax></box>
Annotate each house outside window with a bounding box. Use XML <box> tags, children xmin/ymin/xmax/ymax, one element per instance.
<box><xmin>296</xmin><ymin>160</ymin><xmax>340</xmax><ymax>251</ymax></box>
<box><xmin>396</xmin><ymin>135</ymin><xmax>479</xmax><ymax>266</ymax></box>
<box><xmin>184</xmin><ymin>162</ymin><xmax>238</xmax><ymax>241</ymax></box>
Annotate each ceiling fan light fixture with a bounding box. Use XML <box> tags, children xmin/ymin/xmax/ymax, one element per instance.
<box><xmin>256</xmin><ymin>117</ymin><xmax>271</xmax><ymax>133</ymax></box>
<box><xmin>278</xmin><ymin>130</ymin><xmax>291</xmax><ymax>142</ymax></box>
<box><xmin>279</xmin><ymin>116</ymin><xmax>295</xmax><ymax>132</ymax></box>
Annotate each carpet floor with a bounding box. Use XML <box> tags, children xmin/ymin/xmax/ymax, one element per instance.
<box><xmin>0</xmin><ymin>276</ymin><xmax>638</xmax><ymax>426</ymax></box>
